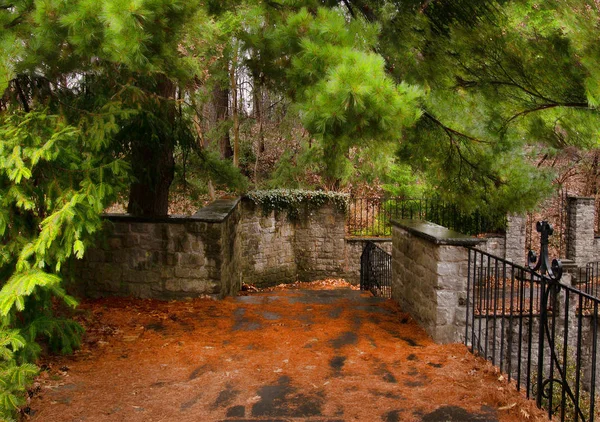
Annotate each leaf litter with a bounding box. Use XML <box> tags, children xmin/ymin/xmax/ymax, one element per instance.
<box><xmin>27</xmin><ymin>280</ymin><xmax>548</xmax><ymax>421</ymax></box>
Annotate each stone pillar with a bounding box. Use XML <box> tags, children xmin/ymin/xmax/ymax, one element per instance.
<box><xmin>391</xmin><ymin>219</ymin><xmax>485</xmax><ymax>344</ymax></box>
<box><xmin>567</xmin><ymin>197</ymin><xmax>595</xmax><ymax>267</ymax></box>
<box><xmin>505</xmin><ymin>213</ymin><xmax>527</xmax><ymax>265</ymax></box>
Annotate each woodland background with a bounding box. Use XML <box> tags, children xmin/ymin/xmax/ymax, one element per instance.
<box><xmin>2</xmin><ymin>1</ymin><xmax>600</xmax><ymax>420</ymax></box>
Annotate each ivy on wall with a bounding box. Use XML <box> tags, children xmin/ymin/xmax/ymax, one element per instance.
<box><xmin>246</xmin><ymin>190</ymin><xmax>349</xmax><ymax>220</ymax></box>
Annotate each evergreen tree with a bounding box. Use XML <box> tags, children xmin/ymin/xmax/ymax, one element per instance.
<box><xmin>242</xmin><ymin>4</ymin><xmax>423</xmax><ymax>188</ymax></box>
<box><xmin>338</xmin><ymin>0</ymin><xmax>600</xmax><ymax>212</ymax></box>
<box><xmin>0</xmin><ymin>1</ymin><xmax>220</xmax><ymax>417</ymax></box>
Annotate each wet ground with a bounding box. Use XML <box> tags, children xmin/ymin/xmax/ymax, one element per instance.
<box><xmin>28</xmin><ymin>284</ymin><xmax>547</xmax><ymax>421</ymax></box>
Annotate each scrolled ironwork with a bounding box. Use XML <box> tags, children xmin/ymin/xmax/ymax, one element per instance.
<box><xmin>528</xmin><ymin>221</ymin><xmax>563</xmax><ymax>282</ymax></box>
<box><xmin>527</xmin><ymin>221</ymin><xmax>589</xmax><ymax>420</ymax></box>
<box><xmin>466</xmin><ymin>220</ymin><xmax>598</xmax><ymax>421</ymax></box>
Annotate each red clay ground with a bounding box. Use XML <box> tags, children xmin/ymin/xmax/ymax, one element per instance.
<box><xmin>27</xmin><ymin>281</ymin><xmax>548</xmax><ymax>422</ymax></box>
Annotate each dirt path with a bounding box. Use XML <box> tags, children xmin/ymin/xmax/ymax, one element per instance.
<box><xmin>28</xmin><ymin>283</ymin><xmax>548</xmax><ymax>421</ymax></box>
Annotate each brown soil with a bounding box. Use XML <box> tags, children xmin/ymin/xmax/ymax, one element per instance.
<box><xmin>27</xmin><ymin>281</ymin><xmax>548</xmax><ymax>422</ymax></box>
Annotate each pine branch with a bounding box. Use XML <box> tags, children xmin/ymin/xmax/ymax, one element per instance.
<box><xmin>455</xmin><ymin>76</ymin><xmax>575</xmax><ymax>106</ymax></box>
<box><xmin>423</xmin><ymin>111</ymin><xmax>504</xmax><ymax>187</ymax></box>
<box><xmin>423</xmin><ymin>111</ymin><xmax>489</xmax><ymax>144</ymax></box>
<box><xmin>13</xmin><ymin>79</ymin><xmax>29</xmax><ymax>113</ymax></box>
<box><xmin>342</xmin><ymin>0</ymin><xmax>356</xmax><ymax>19</ymax></box>
<box><xmin>505</xmin><ymin>102</ymin><xmax>592</xmax><ymax>125</ymax></box>
<box><xmin>3</xmin><ymin>12</ymin><xmax>24</xmax><ymax>29</ymax></box>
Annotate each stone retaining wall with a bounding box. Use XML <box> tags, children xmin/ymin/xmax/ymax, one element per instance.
<box><xmin>78</xmin><ymin>197</ymin><xmax>372</xmax><ymax>299</ymax></box>
<box><xmin>239</xmin><ymin>200</ymin><xmax>355</xmax><ymax>286</ymax></box>
<box><xmin>77</xmin><ymin>199</ymin><xmax>243</xmax><ymax>300</ymax></box>
<box><xmin>567</xmin><ymin>197</ymin><xmax>596</xmax><ymax>267</ymax></box>
<box><xmin>79</xmin><ymin>195</ymin><xmax>600</xmax><ymax>301</ymax></box>
<box><xmin>391</xmin><ymin>219</ymin><xmax>484</xmax><ymax>343</ymax></box>
<box><xmin>239</xmin><ymin>200</ymin><xmax>297</xmax><ymax>287</ymax></box>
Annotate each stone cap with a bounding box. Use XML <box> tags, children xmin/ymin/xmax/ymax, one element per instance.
<box><xmin>193</xmin><ymin>197</ymin><xmax>241</xmax><ymax>222</ymax></box>
<box><xmin>567</xmin><ymin>196</ymin><xmax>595</xmax><ymax>202</ymax></box>
<box><xmin>103</xmin><ymin>197</ymin><xmax>241</xmax><ymax>224</ymax></box>
<box><xmin>391</xmin><ymin>219</ymin><xmax>486</xmax><ymax>246</ymax></box>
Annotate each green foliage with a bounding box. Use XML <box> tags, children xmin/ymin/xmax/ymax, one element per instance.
<box><xmin>381</xmin><ymin>163</ymin><xmax>428</xmax><ymax>199</ymax></box>
<box><xmin>266</xmin><ymin>141</ymin><xmax>327</xmax><ymax>189</ymax></box>
<box><xmin>532</xmin><ymin>340</ymin><xmax>599</xmax><ymax>422</ymax></box>
<box><xmin>0</xmin><ymin>1</ymin><xmax>242</xmax><ymax>417</ymax></box>
<box><xmin>0</xmin><ymin>358</ymin><xmax>38</xmax><ymax>422</ymax></box>
<box><xmin>0</xmin><ymin>106</ymin><xmax>128</xmax><ymax>417</ymax></box>
<box><xmin>178</xmin><ymin>149</ymin><xmax>249</xmax><ymax>194</ymax></box>
<box><xmin>247</xmin><ymin>189</ymin><xmax>349</xmax><ymax>220</ymax></box>
<box><xmin>245</xmin><ymin>5</ymin><xmax>423</xmax><ymax>186</ymax></box>
<box><xmin>333</xmin><ymin>0</ymin><xmax>600</xmax><ymax>213</ymax></box>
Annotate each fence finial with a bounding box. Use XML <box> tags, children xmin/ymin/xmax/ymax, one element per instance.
<box><xmin>528</xmin><ymin>220</ymin><xmax>563</xmax><ymax>281</ymax></box>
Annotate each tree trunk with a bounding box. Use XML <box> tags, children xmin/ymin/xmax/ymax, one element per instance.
<box><xmin>253</xmin><ymin>76</ymin><xmax>265</xmax><ymax>186</ymax></box>
<box><xmin>213</xmin><ymin>83</ymin><xmax>233</xmax><ymax>159</ymax></box>
<box><xmin>127</xmin><ymin>77</ymin><xmax>176</xmax><ymax>216</ymax></box>
<box><xmin>127</xmin><ymin>139</ymin><xmax>175</xmax><ymax>216</ymax></box>
<box><xmin>230</xmin><ymin>47</ymin><xmax>240</xmax><ymax>168</ymax></box>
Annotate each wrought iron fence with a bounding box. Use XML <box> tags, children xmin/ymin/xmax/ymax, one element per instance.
<box><xmin>575</xmin><ymin>261</ymin><xmax>600</xmax><ymax>313</ymax></box>
<box><xmin>526</xmin><ymin>186</ymin><xmax>568</xmax><ymax>258</ymax></box>
<box><xmin>466</xmin><ymin>222</ymin><xmax>600</xmax><ymax>421</ymax></box>
<box><xmin>347</xmin><ymin>197</ymin><xmax>506</xmax><ymax>237</ymax></box>
<box><xmin>360</xmin><ymin>241</ymin><xmax>392</xmax><ymax>298</ymax></box>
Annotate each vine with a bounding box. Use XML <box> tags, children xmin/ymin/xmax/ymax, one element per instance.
<box><xmin>246</xmin><ymin>190</ymin><xmax>349</xmax><ymax>220</ymax></box>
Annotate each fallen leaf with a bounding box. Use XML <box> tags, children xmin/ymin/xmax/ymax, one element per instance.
<box><xmin>498</xmin><ymin>403</ymin><xmax>517</xmax><ymax>411</ymax></box>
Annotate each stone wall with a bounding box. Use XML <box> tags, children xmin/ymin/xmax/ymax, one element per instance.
<box><xmin>77</xmin><ymin>199</ymin><xmax>242</xmax><ymax>300</ymax></box>
<box><xmin>474</xmin><ymin>235</ymin><xmax>506</xmax><ymax>259</ymax></box>
<box><xmin>238</xmin><ymin>200</ymin><xmax>297</xmax><ymax>287</ymax></box>
<box><xmin>78</xmin><ymin>196</ymin><xmax>553</xmax><ymax>301</ymax></box>
<box><xmin>239</xmin><ymin>199</ymin><xmax>353</xmax><ymax>286</ymax></box>
<box><xmin>567</xmin><ymin>197</ymin><xmax>596</xmax><ymax>267</ymax></box>
<box><xmin>391</xmin><ymin>219</ymin><xmax>484</xmax><ymax>343</ymax></box>
<box><xmin>78</xmin><ymin>197</ymin><xmax>367</xmax><ymax>298</ymax></box>
<box><xmin>295</xmin><ymin>204</ymin><xmax>347</xmax><ymax>282</ymax></box>
<box><xmin>505</xmin><ymin>213</ymin><xmax>527</xmax><ymax>265</ymax></box>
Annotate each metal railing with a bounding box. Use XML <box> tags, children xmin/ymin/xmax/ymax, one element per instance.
<box><xmin>467</xmin><ymin>222</ymin><xmax>600</xmax><ymax>421</ymax></box>
<box><xmin>575</xmin><ymin>261</ymin><xmax>600</xmax><ymax>313</ymax></box>
<box><xmin>347</xmin><ymin>197</ymin><xmax>506</xmax><ymax>237</ymax></box>
<box><xmin>526</xmin><ymin>187</ymin><xmax>568</xmax><ymax>258</ymax></box>
<box><xmin>360</xmin><ymin>241</ymin><xmax>392</xmax><ymax>298</ymax></box>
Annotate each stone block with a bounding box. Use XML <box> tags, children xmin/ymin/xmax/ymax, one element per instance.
<box><xmin>160</xmin><ymin>267</ymin><xmax>174</xmax><ymax>278</ymax></box>
<box><xmin>437</xmin><ymin>262</ymin><xmax>460</xmax><ymax>277</ymax></box>
<box><xmin>130</xmin><ymin>223</ymin><xmax>151</xmax><ymax>233</ymax></box>
<box><xmin>436</xmin><ymin>307</ymin><xmax>454</xmax><ymax>326</ymax></box>
<box><xmin>178</xmin><ymin>252</ymin><xmax>206</xmax><ymax>268</ymax></box>
<box><xmin>86</xmin><ymin>248</ymin><xmax>105</xmax><ymax>263</ymax></box>
<box><xmin>436</xmin><ymin>246</ymin><xmax>468</xmax><ymax>263</ymax></box>
<box><xmin>436</xmin><ymin>290</ymin><xmax>458</xmax><ymax>308</ymax></box>
<box><xmin>177</xmin><ymin>279</ymin><xmax>206</xmax><ymax>293</ymax></box>
<box><xmin>124</xmin><ymin>283</ymin><xmax>155</xmax><ymax>299</ymax></box>
<box><xmin>111</xmin><ymin>223</ymin><xmax>130</xmax><ymax>235</ymax></box>
<box><xmin>165</xmin><ymin>279</ymin><xmax>182</xmax><ymax>292</ymax></box>
<box><xmin>123</xmin><ymin>270</ymin><xmax>160</xmax><ymax>284</ymax></box>
<box><xmin>185</xmin><ymin>221</ymin><xmax>208</xmax><ymax>234</ymax></box>
<box><xmin>108</xmin><ymin>237</ymin><xmax>122</xmax><ymax>249</ymax></box>
<box><xmin>124</xmin><ymin>234</ymin><xmax>140</xmax><ymax>248</ymax></box>
<box><xmin>175</xmin><ymin>267</ymin><xmax>199</xmax><ymax>278</ymax></box>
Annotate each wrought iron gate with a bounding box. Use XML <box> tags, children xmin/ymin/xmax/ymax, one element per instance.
<box><xmin>360</xmin><ymin>241</ymin><xmax>392</xmax><ymax>298</ymax></box>
<box><xmin>466</xmin><ymin>221</ymin><xmax>600</xmax><ymax>421</ymax></box>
